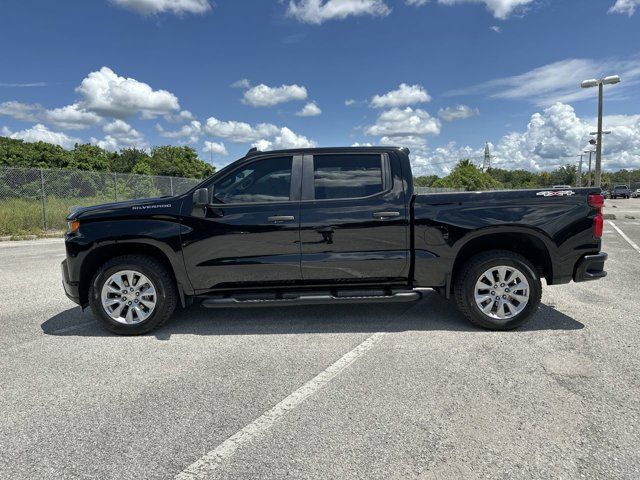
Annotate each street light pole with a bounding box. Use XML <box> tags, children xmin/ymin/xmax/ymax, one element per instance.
<box><xmin>596</xmin><ymin>81</ymin><xmax>603</xmax><ymax>188</ymax></box>
<box><xmin>577</xmin><ymin>154</ymin><xmax>584</xmax><ymax>187</ymax></box>
<box><xmin>584</xmin><ymin>150</ymin><xmax>594</xmax><ymax>186</ymax></box>
<box><xmin>581</xmin><ymin>75</ymin><xmax>621</xmax><ymax>188</ymax></box>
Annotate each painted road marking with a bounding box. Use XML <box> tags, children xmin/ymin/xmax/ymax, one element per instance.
<box><xmin>175</xmin><ymin>332</ymin><xmax>386</xmax><ymax>480</ymax></box>
<box><xmin>609</xmin><ymin>221</ymin><xmax>640</xmax><ymax>255</ymax></box>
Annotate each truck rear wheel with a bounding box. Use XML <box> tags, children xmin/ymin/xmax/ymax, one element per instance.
<box><xmin>89</xmin><ymin>255</ymin><xmax>177</xmax><ymax>335</ymax></box>
<box><xmin>454</xmin><ymin>250</ymin><xmax>542</xmax><ymax>330</ymax></box>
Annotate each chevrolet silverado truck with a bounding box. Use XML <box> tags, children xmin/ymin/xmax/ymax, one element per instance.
<box><xmin>61</xmin><ymin>146</ymin><xmax>607</xmax><ymax>334</ymax></box>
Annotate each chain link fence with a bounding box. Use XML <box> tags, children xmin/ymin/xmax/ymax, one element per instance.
<box><xmin>0</xmin><ymin>167</ymin><xmax>201</xmax><ymax>235</ymax></box>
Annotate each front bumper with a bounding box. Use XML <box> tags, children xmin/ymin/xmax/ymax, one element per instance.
<box><xmin>573</xmin><ymin>252</ymin><xmax>607</xmax><ymax>282</ymax></box>
<box><xmin>61</xmin><ymin>259</ymin><xmax>81</xmax><ymax>305</ymax></box>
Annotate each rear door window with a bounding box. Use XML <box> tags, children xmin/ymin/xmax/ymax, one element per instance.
<box><xmin>312</xmin><ymin>154</ymin><xmax>384</xmax><ymax>200</ymax></box>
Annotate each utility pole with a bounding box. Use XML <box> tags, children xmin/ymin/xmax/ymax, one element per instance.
<box><xmin>577</xmin><ymin>154</ymin><xmax>584</xmax><ymax>187</ymax></box>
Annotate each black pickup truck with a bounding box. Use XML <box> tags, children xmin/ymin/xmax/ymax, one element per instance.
<box><xmin>61</xmin><ymin>146</ymin><xmax>607</xmax><ymax>334</ymax></box>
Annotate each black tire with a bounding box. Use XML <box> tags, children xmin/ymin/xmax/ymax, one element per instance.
<box><xmin>454</xmin><ymin>250</ymin><xmax>542</xmax><ymax>330</ymax></box>
<box><xmin>89</xmin><ymin>255</ymin><xmax>177</xmax><ymax>335</ymax></box>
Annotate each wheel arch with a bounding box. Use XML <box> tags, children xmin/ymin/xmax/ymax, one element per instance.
<box><xmin>79</xmin><ymin>242</ymin><xmax>184</xmax><ymax>307</ymax></box>
<box><xmin>450</xmin><ymin>230</ymin><xmax>553</xmax><ymax>294</ymax></box>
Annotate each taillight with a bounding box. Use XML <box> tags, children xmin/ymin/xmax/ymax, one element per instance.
<box><xmin>588</xmin><ymin>194</ymin><xmax>604</xmax><ymax>238</ymax></box>
<box><xmin>593</xmin><ymin>215</ymin><xmax>603</xmax><ymax>238</ymax></box>
<box><xmin>588</xmin><ymin>194</ymin><xmax>604</xmax><ymax>208</ymax></box>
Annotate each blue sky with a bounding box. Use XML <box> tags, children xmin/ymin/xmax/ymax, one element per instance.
<box><xmin>1</xmin><ymin>0</ymin><xmax>640</xmax><ymax>174</ymax></box>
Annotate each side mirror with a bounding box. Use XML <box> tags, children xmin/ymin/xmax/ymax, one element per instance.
<box><xmin>193</xmin><ymin>188</ymin><xmax>209</xmax><ymax>207</ymax></box>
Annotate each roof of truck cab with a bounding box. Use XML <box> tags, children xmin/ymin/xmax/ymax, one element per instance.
<box><xmin>244</xmin><ymin>146</ymin><xmax>409</xmax><ymax>157</ymax></box>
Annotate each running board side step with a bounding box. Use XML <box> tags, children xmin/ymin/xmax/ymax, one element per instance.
<box><xmin>201</xmin><ymin>291</ymin><xmax>421</xmax><ymax>308</ymax></box>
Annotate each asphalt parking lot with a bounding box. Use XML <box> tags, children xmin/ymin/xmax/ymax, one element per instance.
<box><xmin>1</xmin><ymin>198</ymin><xmax>639</xmax><ymax>479</ymax></box>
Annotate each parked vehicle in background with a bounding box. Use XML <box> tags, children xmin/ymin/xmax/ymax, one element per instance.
<box><xmin>602</xmin><ymin>189</ymin><xmax>610</xmax><ymax>199</ymax></box>
<box><xmin>61</xmin><ymin>147</ymin><xmax>607</xmax><ymax>335</ymax></box>
<box><xmin>611</xmin><ymin>185</ymin><xmax>631</xmax><ymax>199</ymax></box>
<box><xmin>631</xmin><ymin>189</ymin><xmax>640</xmax><ymax>198</ymax></box>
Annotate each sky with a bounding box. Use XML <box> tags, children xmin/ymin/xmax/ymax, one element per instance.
<box><xmin>1</xmin><ymin>0</ymin><xmax>640</xmax><ymax>175</ymax></box>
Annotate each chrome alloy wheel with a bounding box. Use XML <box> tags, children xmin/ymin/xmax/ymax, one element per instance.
<box><xmin>473</xmin><ymin>266</ymin><xmax>530</xmax><ymax>320</ymax></box>
<box><xmin>100</xmin><ymin>270</ymin><xmax>157</xmax><ymax>324</ymax></box>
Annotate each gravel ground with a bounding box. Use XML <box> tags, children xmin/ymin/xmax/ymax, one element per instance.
<box><xmin>1</xmin><ymin>198</ymin><xmax>639</xmax><ymax>479</ymax></box>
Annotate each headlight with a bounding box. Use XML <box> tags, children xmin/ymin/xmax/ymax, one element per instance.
<box><xmin>67</xmin><ymin>220</ymin><xmax>80</xmax><ymax>234</ymax></box>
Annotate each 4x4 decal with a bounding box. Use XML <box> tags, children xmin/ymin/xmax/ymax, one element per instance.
<box><xmin>536</xmin><ymin>190</ymin><xmax>575</xmax><ymax>197</ymax></box>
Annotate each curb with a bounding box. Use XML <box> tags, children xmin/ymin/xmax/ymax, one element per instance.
<box><xmin>0</xmin><ymin>232</ymin><xmax>65</xmax><ymax>242</ymax></box>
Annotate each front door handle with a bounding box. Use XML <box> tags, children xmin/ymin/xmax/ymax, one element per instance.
<box><xmin>373</xmin><ymin>211</ymin><xmax>400</xmax><ymax>219</ymax></box>
<box><xmin>268</xmin><ymin>215</ymin><xmax>295</xmax><ymax>223</ymax></box>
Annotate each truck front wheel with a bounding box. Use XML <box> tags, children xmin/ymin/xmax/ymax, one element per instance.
<box><xmin>454</xmin><ymin>250</ymin><xmax>542</xmax><ymax>330</ymax></box>
<box><xmin>89</xmin><ymin>255</ymin><xmax>177</xmax><ymax>335</ymax></box>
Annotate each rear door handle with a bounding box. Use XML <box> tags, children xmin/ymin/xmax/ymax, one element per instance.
<box><xmin>373</xmin><ymin>211</ymin><xmax>400</xmax><ymax>219</ymax></box>
<box><xmin>268</xmin><ymin>215</ymin><xmax>295</xmax><ymax>223</ymax></box>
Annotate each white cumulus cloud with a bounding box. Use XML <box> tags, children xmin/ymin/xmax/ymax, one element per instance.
<box><xmin>43</xmin><ymin>104</ymin><xmax>102</xmax><ymax>129</ymax></box>
<box><xmin>0</xmin><ymin>101</ymin><xmax>40</xmax><ymax>122</ymax></box>
<box><xmin>287</xmin><ymin>0</ymin><xmax>391</xmax><ymax>24</ymax></box>
<box><xmin>76</xmin><ymin>66</ymin><xmax>180</xmax><ymax>118</ymax></box>
<box><xmin>409</xmin><ymin>0</ymin><xmax>535</xmax><ymax>19</ymax></box>
<box><xmin>296</xmin><ymin>102</ymin><xmax>322</xmax><ymax>116</ymax></box>
<box><xmin>156</xmin><ymin>120</ymin><xmax>202</xmax><ymax>143</ymax></box>
<box><xmin>242</xmin><ymin>83</ymin><xmax>308</xmax><ymax>107</ymax></box>
<box><xmin>7</xmin><ymin>124</ymin><xmax>82</xmax><ymax>149</ymax></box>
<box><xmin>414</xmin><ymin>103</ymin><xmax>640</xmax><ymax>175</ymax></box>
<box><xmin>366</xmin><ymin>107</ymin><xmax>441</xmax><ymax>137</ymax></box>
<box><xmin>380</xmin><ymin>135</ymin><xmax>428</xmax><ymax>148</ymax></box>
<box><xmin>164</xmin><ymin>110</ymin><xmax>195</xmax><ymax>123</ymax></box>
<box><xmin>438</xmin><ymin>104</ymin><xmax>479</xmax><ymax>121</ymax></box>
<box><xmin>204</xmin><ymin>117</ymin><xmax>280</xmax><ymax>143</ymax></box>
<box><xmin>203</xmin><ymin>141</ymin><xmax>228</xmax><ymax>156</ymax></box>
<box><xmin>109</xmin><ymin>0</ymin><xmax>212</xmax><ymax>15</ymax></box>
<box><xmin>91</xmin><ymin>119</ymin><xmax>146</xmax><ymax>151</ymax></box>
<box><xmin>252</xmin><ymin>127</ymin><xmax>318</xmax><ymax>150</ymax></box>
<box><xmin>0</xmin><ymin>101</ymin><xmax>101</xmax><ymax>129</ymax></box>
<box><xmin>609</xmin><ymin>0</ymin><xmax>640</xmax><ymax>15</ymax></box>
<box><xmin>371</xmin><ymin>83</ymin><xmax>431</xmax><ymax>108</ymax></box>
<box><xmin>231</xmin><ymin>78</ymin><xmax>251</xmax><ymax>89</ymax></box>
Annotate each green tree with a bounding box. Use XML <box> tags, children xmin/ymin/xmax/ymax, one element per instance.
<box><xmin>548</xmin><ymin>164</ymin><xmax>577</xmax><ymax>186</ymax></box>
<box><xmin>146</xmin><ymin>146</ymin><xmax>215</xmax><ymax>178</ymax></box>
<box><xmin>433</xmin><ymin>160</ymin><xmax>502</xmax><ymax>191</ymax></box>
<box><xmin>112</xmin><ymin>148</ymin><xmax>150</xmax><ymax>174</ymax></box>
<box><xmin>0</xmin><ymin>137</ymin><xmax>71</xmax><ymax>169</ymax></box>
<box><xmin>0</xmin><ymin>136</ymin><xmax>215</xmax><ymax>179</ymax></box>
<box><xmin>414</xmin><ymin>175</ymin><xmax>439</xmax><ymax>187</ymax></box>
<box><xmin>71</xmin><ymin>144</ymin><xmax>112</xmax><ymax>171</ymax></box>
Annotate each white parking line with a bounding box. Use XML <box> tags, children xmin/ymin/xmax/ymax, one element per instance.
<box><xmin>175</xmin><ymin>332</ymin><xmax>386</xmax><ymax>480</ymax></box>
<box><xmin>609</xmin><ymin>221</ymin><xmax>640</xmax><ymax>255</ymax></box>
